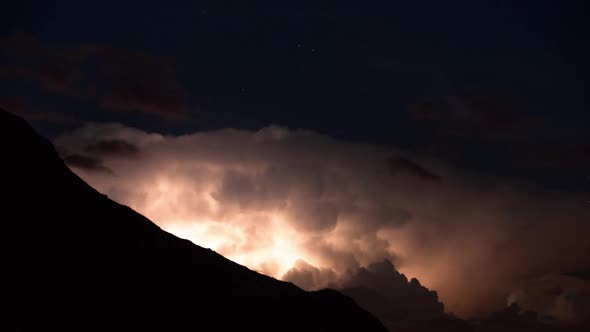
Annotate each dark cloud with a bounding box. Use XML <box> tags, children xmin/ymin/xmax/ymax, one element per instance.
<box><xmin>338</xmin><ymin>261</ymin><xmax>445</xmax><ymax>321</ymax></box>
<box><xmin>484</xmin><ymin>302</ymin><xmax>539</xmax><ymax>325</ymax></box>
<box><xmin>63</xmin><ymin>154</ymin><xmax>114</xmax><ymax>175</ymax></box>
<box><xmin>0</xmin><ymin>97</ymin><xmax>80</xmax><ymax>124</ymax></box>
<box><xmin>93</xmin><ymin>46</ymin><xmax>189</xmax><ymax>117</ymax></box>
<box><xmin>283</xmin><ymin>260</ymin><xmax>469</xmax><ymax>332</ymax></box>
<box><xmin>566</xmin><ymin>268</ymin><xmax>590</xmax><ymax>281</ymax></box>
<box><xmin>0</xmin><ymin>64</ymin><xmax>81</xmax><ymax>94</ymax></box>
<box><xmin>407</xmin><ymin>92</ymin><xmax>534</xmax><ymax>140</ymax></box>
<box><xmin>0</xmin><ymin>33</ymin><xmax>82</xmax><ymax>91</ymax></box>
<box><xmin>525</xmin><ymin>143</ymin><xmax>590</xmax><ymax>170</ymax></box>
<box><xmin>388</xmin><ymin>158</ymin><xmax>441</xmax><ymax>182</ymax></box>
<box><xmin>84</xmin><ymin>139</ymin><xmax>140</xmax><ymax>158</ymax></box>
<box><xmin>0</xmin><ymin>33</ymin><xmax>189</xmax><ymax>118</ymax></box>
<box><xmin>450</xmin><ymin>93</ymin><xmax>527</xmax><ymax>133</ymax></box>
<box><xmin>407</xmin><ymin>100</ymin><xmax>446</xmax><ymax>121</ymax></box>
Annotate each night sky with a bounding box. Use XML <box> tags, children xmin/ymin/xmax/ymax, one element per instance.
<box><xmin>2</xmin><ymin>1</ymin><xmax>590</xmax><ymax>323</ymax></box>
<box><xmin>2</xmin><ymin>1</ymin><xmax>588</xmax><ymax>190</ymax></box>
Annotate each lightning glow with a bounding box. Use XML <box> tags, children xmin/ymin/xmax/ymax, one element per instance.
<box><xmin>55</xmin><ymin>123</ymin><xmax>590</xmax><ymax>318</ymax></box>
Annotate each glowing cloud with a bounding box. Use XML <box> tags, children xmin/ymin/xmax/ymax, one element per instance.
<box><xmin>55</xmin><ymin>123</ymin><xmax>590</xmax><ymax>318</ymax></box>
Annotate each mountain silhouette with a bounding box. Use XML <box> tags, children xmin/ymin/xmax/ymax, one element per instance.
<box><xmin>0</xmin><ymin>108</ymin><xmax>386</xmax><ymax>331</ymax></box>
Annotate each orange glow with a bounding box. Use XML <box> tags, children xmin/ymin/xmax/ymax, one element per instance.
<box><xmin>57</xmin><ymin>122</ymin><xmax>590</xmax><ymax>318</ymax></box>
<box><xmin>148</xmin><ymin>209</ymin><xmax>316</xmax><ymax>278</ymax></box>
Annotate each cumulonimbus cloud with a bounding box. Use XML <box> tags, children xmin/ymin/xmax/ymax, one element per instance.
<box><xmin>54</xmin><ymin>123</ymin><xmax>590</xmax><ymax>318</ymax></box>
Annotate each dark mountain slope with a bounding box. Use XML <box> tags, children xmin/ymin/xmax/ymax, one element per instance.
<box><xmin>0</xmin><ymin>108</ymin><xmax>386</xmax><ymax>331</ymax></box>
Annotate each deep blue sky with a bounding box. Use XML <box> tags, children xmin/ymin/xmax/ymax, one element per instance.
<box><xmin>1</xmin><ymin>1</ymin><xmax>588</xmax><ymax>191</ymax></box>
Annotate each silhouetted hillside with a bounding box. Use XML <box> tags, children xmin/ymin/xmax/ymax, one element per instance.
<box><xmin>0</xmin><ymin>108</ymin><xmax>387</xmax><ymax>331</ymax></box>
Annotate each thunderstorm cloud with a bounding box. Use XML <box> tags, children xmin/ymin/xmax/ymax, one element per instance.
<box><xmin>55</xmin><ymin>123</ymin><xmax>590</xmax><ymax>319</ymax></box>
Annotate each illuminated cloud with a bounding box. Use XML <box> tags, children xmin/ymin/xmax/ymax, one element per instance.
<box><xmin>54</xmin><ymin>123</ymin><xmax>590</xmax><ymax>318</ymax></box>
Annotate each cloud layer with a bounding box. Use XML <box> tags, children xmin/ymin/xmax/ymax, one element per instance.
<box><xmin>55</xmin><ymin>123</ymin><xmax>590</xmax><ymax>318</ymax></box>
<box><xmin>0</xmin><ymin>33</ymin><xmax>189</xmax><ymax>118</ymax></box>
